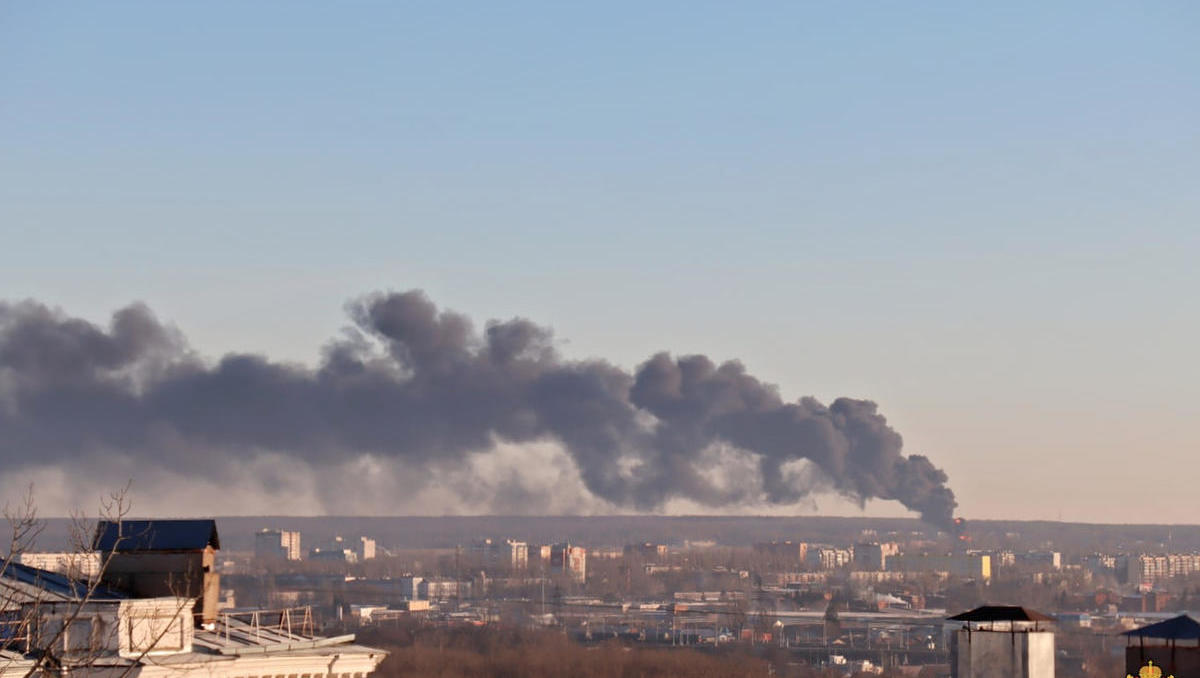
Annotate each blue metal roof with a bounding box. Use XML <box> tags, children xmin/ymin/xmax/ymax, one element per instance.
<box><xmin>1123</xmin><ymin>615</ymin><xmax>1200</xmax><ymax>640</ymax></box>
<box><xmin>0</xmin><ymin>559</ymin><xmax>128</xmax><ymax>600</ymax></box>
<box><xmin>93</xmin><ymin>519</ymin><xmax>220</xmax><ymax>552</ymax></box>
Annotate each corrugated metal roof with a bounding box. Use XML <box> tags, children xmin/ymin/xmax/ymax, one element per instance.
<box><xmin>947</xmin><ymin>605</ymin><xmax>1054</xmax><ymax>622</ymax></box>
<box><xmin>0</xmin><ymin>558</ymin><xmax>128</xmax><ymax>600</ymax></box>
<box><xmin>1123</xmin><ymin>615</ymin><xmax>1200</xmax><ymax>639</ymax></box>
<box><xmin>93</xmin><ymin>519</ymin><xmax>220</xmax><ymax>552</ymax></box>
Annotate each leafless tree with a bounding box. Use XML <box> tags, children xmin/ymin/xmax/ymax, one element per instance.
<box><xmin>0</xmin><ymin>483</ymin><xmax>197</xmax><ymax>678</ymax></box>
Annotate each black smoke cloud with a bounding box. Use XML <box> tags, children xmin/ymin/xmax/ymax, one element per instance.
<box><xmin>0</xmin><ymin>291</ymin><xmax>956</xmax><ymax>527</ymax></box>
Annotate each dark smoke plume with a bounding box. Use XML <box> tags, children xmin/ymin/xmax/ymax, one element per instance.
<box><xmin>0</xmin><ymin>291</ymin><xmax>956</xmax><ymax>526</ymax></box>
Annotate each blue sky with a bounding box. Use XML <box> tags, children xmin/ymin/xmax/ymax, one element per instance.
<box><xmin>2</xmin><ymin>2</ymin><xmax>1198</xmax><ymax>521</ymax></box>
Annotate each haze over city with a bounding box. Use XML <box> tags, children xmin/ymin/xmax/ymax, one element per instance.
<box><xmin>3</xmin><ymin>2</ymin><xmax>1199</xmax><ymax>523</ymax></box>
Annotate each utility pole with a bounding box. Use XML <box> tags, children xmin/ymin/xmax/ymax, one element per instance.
<box><xmin>454</xmin><ymin>544</ymin><xmax>461</xmax><ymax>610</ymax></box>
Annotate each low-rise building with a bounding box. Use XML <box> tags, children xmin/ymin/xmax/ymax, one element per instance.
<box><xmin>0</xmin><ymin>520</ymin><xmax>384</xmax><ymax>678</ymax></box>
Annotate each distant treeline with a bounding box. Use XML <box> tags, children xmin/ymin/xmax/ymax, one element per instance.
<box><xmin>27</xmin><ymin>514</ymin><xmax>1200</xmax><ymax>555</ymax></box>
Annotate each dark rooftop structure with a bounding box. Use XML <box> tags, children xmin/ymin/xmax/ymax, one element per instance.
<box><xmin>1124</xmin><ymin>615</ymin><xmax>1200</xmax><ymax>641</ymax></box>
<box><xmin>91</xmin><ymin>519</ymin><xmax>222</xmax><ymax>624</ymax></box>
<box><xmin>948</xmin><ymin>605</ymin><xmax>1054</xmax><ymax>631</ymax></box>
<box><xmin>93</xmin><ymin>519</ymin><xmax>220</xmax><ymax>552</ymax></box>
<box><xmin>949</xmin><ymin>605</ymin><xmax>1055</xmax><ymax>623</ymax></box>
<box><xmin>1124</xmin><ymin>615</ymin><xmax>1200</xmax><ymax>677</ymax></box>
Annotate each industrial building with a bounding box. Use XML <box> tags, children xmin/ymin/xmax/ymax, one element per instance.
<box><xmin>948</xmin><ymin>605</ymin><xmax>1055</xmax><ymax>678</ymax></box>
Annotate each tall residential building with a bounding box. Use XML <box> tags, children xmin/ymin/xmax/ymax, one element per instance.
<box><xmin>853</xmin><ymin>543</ymin><xmax>886</xmax><ymax>571</ymax></box>
<box><xmin>505</xmin><ymin>539</ymin><xmax>529</xmax><ymax>571</ymax></box>
<box><xmin>470</xmin><ymin>538</ymin><xmax>528</xmax><ymax>572</ymax></box>
<box><xmin>550</xmin><ymin>542</ymin><xmax>587</xmax><ymax>583</ymax></box>
<box><xmin>357</xmin><ymin>536</ymin><xmax>377</xmax><ymax>561</ymax></box>
<box><xmin>1127</xmin><ymin>553</ymin><xmax>1200</xmax><ymax>586</ymax></box>
<box><xmin>807</xmin><ymin>546</ymin><xmax>852</xmax><ymax>570</ymax></box>
<box><xmin>254</xmin><ymin>528</ymin><xmax>301</xmax><ymax>561</ymax></box>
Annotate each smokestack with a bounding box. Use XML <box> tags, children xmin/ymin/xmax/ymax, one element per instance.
<box><xmin>2</xmin><ymin>292</ymin><xmax>957</xmax><ymax>527</ymax></box>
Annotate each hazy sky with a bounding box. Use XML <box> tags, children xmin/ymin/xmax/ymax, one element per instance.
<box><xmin>2</xmin><ymin>2</ymin><xmax>1198</xmax><ymax>522</ymax></box>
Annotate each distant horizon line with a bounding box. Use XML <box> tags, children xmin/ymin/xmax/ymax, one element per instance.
<box><xmin>30</xmin><ymin>514</ymin><xmax>1200</xmax><ymax>529</ymax></box>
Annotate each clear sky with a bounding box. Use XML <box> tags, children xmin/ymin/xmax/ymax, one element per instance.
<box><xmin>2</xmin><ymin>2</ymin><xmax>1198</xmax><ymax>522</ymax></box>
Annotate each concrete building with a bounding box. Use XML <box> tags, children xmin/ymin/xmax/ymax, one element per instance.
<box><xmin>625</xmin><ymin>542</ymin><xmax>669</xmax><ymax>561</ymax></box>
<box><xmin>505</xmin><ymin>539</ymin><xmax>529</xmax><ymax>570</ymax></box>
<box><xmin>471</xmin><ymin>538</ymin><xmax>528</xmax><ymax>571</ymax></box>
<box><xmin>853</xmin><ymin>543</ymin><xmax>886</xmax><ymax>570</ymax></box>
<box><xmin>255</xmin><ymin>528</ymin><xmax>302</xmax><ymax>561</ymax></box>
<box><xmin>357</xmin><ymin>536</ymin><xmax>377</xmax><ymax>561</ymax></box>
<box><xmin>807</xmin><ymin>546</ymin><xmax>852</xmax><ymax>570</ymax></box>
<box><xmin>888</xmin><ymin>553</ymin><xmax>991</xmax><ymax>580</ymax></box>
<box><xmin>311</xmin><ymin>536</ymin><xmax>359</xmax><ymax>563</ymax></box>
<box><xmin>1082</xmin><ymin>553</ymin><xmax>1120</xmax><ymax>576</ymax></box>
<box><xmin>396</xmin><ymin>575</ymin><xmax>423</xmax><ymax>599</ymax></box>
<box><xmin>550</xmin><ymin>543</ymin><xmax>587</xmax><ymax>582</ymax></box>
<box><xmin>1019</xmin><ymin>551</ymin><xmax>1062</xmax><ymax>571</ymax></box>
<box><xmin>949</xmin><ymin>606</ymin><xmax>1055</xmax><ymax>678</ymax></box>
<box><xmin>1128</xmin><ymin>553</ymin><xmax>1200</xmax><ymax>586</ymax></box>
<box><xmin>18</xmin><ymin>552</ymin><xmax>101</xmax><ymax>579</ymax></box>
<box><xmin>753</xmin><ymin>541</ymin><xmax>807</xmax><ymax>562</ymax></box>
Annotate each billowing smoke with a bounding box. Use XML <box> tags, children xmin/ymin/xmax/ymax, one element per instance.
<box><xmin>0</xmin><ymin>291</ymin><xmax>956</xmax><ymax>526</ymax></box>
